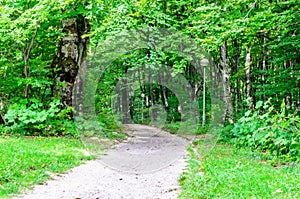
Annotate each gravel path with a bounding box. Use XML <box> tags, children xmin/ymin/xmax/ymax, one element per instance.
<box><xmin>15</xmin><ymin>124</ymin><xmax>189</xmax><ymax>199</ymax></box>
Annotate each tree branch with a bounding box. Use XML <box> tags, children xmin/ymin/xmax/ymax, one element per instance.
<box><xmin>24</xmin><ymin>23</ymin><xmax>39</xmax><ymax>98</ymax></box>
<box><xmin>243</xmin><ymin>0</ymin><xmax>259</xmax><ymax>19</ymax></box>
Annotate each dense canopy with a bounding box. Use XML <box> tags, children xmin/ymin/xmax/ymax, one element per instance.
<box><xmin>0</xmin><ymin>0</ymin><xmax>299</xmax><ymax>159</ymax></box>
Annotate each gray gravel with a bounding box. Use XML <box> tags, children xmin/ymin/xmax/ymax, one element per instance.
<box><xmin>15</xmin><ymin>124</ymin><xmax>189</xmax><ymax>199</ymax></box>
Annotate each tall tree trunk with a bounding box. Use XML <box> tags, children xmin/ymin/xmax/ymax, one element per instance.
<box><xmin>245</xmin><ymin>46</ymin><xmax>251</xmax><ymax>100</ymax></box>
<box><xmin>121</xmin><ymin>78</ymin><xmax>129</xmax><ymax>123</ymax></box>
<box><xmin>149</xmin><ymin>70</ymin><xmax>155</xmax><ymax>119</ymax></box>
<box><xmin>129</xmin><ymin>83</ymin><xmax>134</xmax><ymax>121</ymax></box>
<box><xmin>0</xmin><ymin>101</ymin><xmax>5</xmax><ymax>124</ymax></box>
<box><xmin>122</xmin><ymin>65</ymin><xmax>130</xmax><ymax>123</ymax></box>
<box><xmin>23</xmin><ymin>25</ymin><xmax>39</xmax><ymax>98</ymax></box>
<box><xmin>158</xmin><ymin>72</ymin><xmax>168</xmax><ymax>110</ymax></box>
<box><xmin>51</xmin><ymin>16</ymin><xmax>89</xmax><ymax>116</ymax></box>
<box><xmin>234</xmin><ymin>39</ymin><xmax>242</xmax><ymax>110</ymax></box>
<box><xmin>220</xmin><ymin>41</ymin><xmax>234</xmax><ymax>124</ymax></box>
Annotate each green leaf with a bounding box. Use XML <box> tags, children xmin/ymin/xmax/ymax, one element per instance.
<box><xmin>255</xmin><ymin>101</ymin><xmax>263</xmax><ymax>109</ymax></box>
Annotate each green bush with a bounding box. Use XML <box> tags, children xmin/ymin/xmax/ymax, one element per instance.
<box><xmin>163</xmin><ymin>122</ymin><xmax>181</xmax><ymax>134</ymax></box>
<box><xmin>221</xmin><ymin>99</ymin><xmax>300</xmax><ymax>162</ymax></box>
<box><xmin>3</xmin><ymin>98</ymin><xmax>77</xmax><ymax>137</ymax></box>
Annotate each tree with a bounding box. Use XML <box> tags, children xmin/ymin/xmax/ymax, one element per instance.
<box><xmin>0</xmin><ymin>0</ymin><xmax>298</xmax><ymax>138</ymax></box>
<box><xmin>50</xmin><ymin>16</ymin><xmax>90</xmax><ymax>115</ymax></box>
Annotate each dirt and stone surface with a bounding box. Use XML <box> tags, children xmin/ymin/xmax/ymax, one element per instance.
<box><xmin>15</xmin><ymin>124</ymin><xmax>190</xmax><ymax>199</ymax></box>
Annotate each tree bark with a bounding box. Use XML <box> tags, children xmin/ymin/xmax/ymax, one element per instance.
<box><xmin>234</xmin><ymin>39</ymin><xmax>242</xmax><ymax>109</ymax></box>
<box><xmin>245</xmin><ymin>46</ymin><xmax>251</xmax><ymax>100</ymax></box>
<box><xmin>149</xmin><ymin>69</ymin><xmax>155</xmax><ymax>119</ymax></box>
<box><xmin>121</xmin><ymin>78</ymin><xmax>129</xmax><ymax>123</ymax></box>
<box><xmin>220</xmin><ymin>41</ymin><xmax>234</xmax><ymax>124</ymax></box>
<box><xmin>51</xmin><ymin>16</ymin><xmax>89</xmax><ymax>116</ymax></box>
<box><xmin>23</xmin><ymin>24</ymin><xmax>39</xmax><ymax>98</ymax></box>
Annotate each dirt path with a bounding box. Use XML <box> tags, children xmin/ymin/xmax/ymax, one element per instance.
<box><xmin>15</xmin><ymin>124</ymin><xmax>189</xmax><ymax>199</ymax></box>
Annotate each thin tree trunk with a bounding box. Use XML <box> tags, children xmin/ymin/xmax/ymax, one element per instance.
<box><xmin>220</xmin><ymin>41</ymin><xmax>234</xmax><ymax>124</ymax></box>
<box><xmin>234</xmin><ymin>39</ymin><xmax>242</xmax><ymax>109</ymax></box>
<box><xmin>122</xmin><ymin>78</ymin><xmax>129</xmax><ymax>123</ymax></box>
<box><xmin>122</xmin><ymin>65</ymin><xmax>130</xmax><ymax>123</ymax></box>
<box><xmin>23</xmin><ymin>24</ymin><xmax>39</xmax><ymax>98</ymax></box>
<box><xmin>149</xmin><ymin>70</ymin><xmax>155</xmax><ymax>119</ymax></box>
<box><xmin>158</xmin><ymin>72</ymin><xmax>168</xmax><ymax>110</ymax></box>
<box><xmin>129</xmin><ymin>83</ymin><xmax>134</xmax><ymax>121</ymax></box>
<box><xmin>245</xmin><ymin>46</ymin><xmax>251</xmax><ymax>100</ymax></box>
<box><xmin>0</xmin><ymin>101</ymin><xmax>5</xmax><ymax>124</ymax></box>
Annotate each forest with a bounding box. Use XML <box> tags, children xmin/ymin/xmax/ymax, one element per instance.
<box><xmin>0</xmin><ymin>0</ymin><xmax>299</xmax><ymax>198</ymax></box>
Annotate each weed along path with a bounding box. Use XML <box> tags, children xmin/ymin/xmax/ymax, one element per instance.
<box><xmin>15</xmin><ymin>124</ymin><xmax>189</xmax><ymax>199</ymax></box>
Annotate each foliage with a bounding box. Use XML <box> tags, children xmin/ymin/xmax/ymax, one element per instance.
<box><xmin>0</xmin><ymin>136</ymin><xmax>99</xmax><ymax>198</ymax></box>
<box><xmin>0</xmin><ymin>0</ymin><xmax>299</xmax><ymax>197</ymax></box>
<box><xmin>1</xmin><ymin>0</ymin><xmax>299</xmax><ymax>137</ymax></box>
<box><xmin>75</xmin><ymin>116</ymin><xmax>126</xmax><ymax>140</ymax></box>
<box><xmin>162</xmin><ymin>122</ymin><xmax>181</xmax><ymax>134</ymax></box>
<box><xmin>221</xmin><ymin>99</ymin><xmax>300</xmax><ymax>162</ymax></box>
<box><xmin>180</xmin><ymin>143</ymin><xmax>300</xmax><ymax>198</ymax></box>
<box><xmin>0</xmin><ymin>0</ymin><xmax>76</xmax><ymax>136</ymax></box>
<box><xmin>3</xmin><ymin>99</ymin><xmax>76</xmax><ymax>137</ymax></box>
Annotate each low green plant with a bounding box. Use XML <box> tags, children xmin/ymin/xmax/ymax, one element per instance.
<box><xmin>3</xmin><ymin>98</ymin><xmax>76</xmax><ymax>137</ymax></box>
<box><xmin>163</xmin><ymin>121</ymin><xmax>209</xmax><ymax>135</ymax></box>
<box><xmin>180</xmin><ymin>143</ymin><xmax>300</xmax><ymax>198</ymax></box>
<box><xmin>162</xmin><ymin>122</ymin><xmax>181</xmax><ymax>134</ymax></box>
<box><xmin>75</xmin><ymin>116</ymin><xmax>126</xmax><ymax>140</ymax></box>
<box><xmin>221</xmin><ymin>99</ymin><xmax>300</xmax><ymax>162</ymax></box>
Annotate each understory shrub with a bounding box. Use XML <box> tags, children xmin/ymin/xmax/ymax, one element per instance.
<box><xmin>2</xmin><ymin>98</ymin><xmax>77</xmax><ymax>137</ymax></box>
<box><xmin>221</xmin><ymin>99</ymin><xmax>300</xmax><ymax>162</ymax></box>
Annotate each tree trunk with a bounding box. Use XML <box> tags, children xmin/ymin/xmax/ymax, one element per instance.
<box><xmin>245</xmin><ymin>46</ymin><xmax>251</xmax><ymax>100</ymax></box>
<box><xmin>149</xmin><ymin>70</ymin><xmax>155</xmax><ymax>119</ymax></box>
<box><xmin>121</xmin><ymin>78</ymin><xmax>129</xmax><ymax>123</ymax></box>
<box><xmin>234</xmin><ymin>39</ymin><xmax>242</xmax><ymax>110</ymax></box>
<box><xmin>51</xmin><ymin>16</ymin><xmax>89</xmax><ymax>116</ymax></box>
<box><xmin>220</xmin><ymin>41</ymin><xmax>234</xmax><ymax>124</ymax></box>
<box><xmin>0</xmin><ymin>101</ymin><xmax>5</xmax><ymax>124</ymax></box>
<box><xmin>23</xmin><ymin>25</ymin><xmax>39</xmax><ymax>98</ymax></box>
<box><xmin>122</xmin><ymin>65</ymin><xmax>130</xmax><ymax>123</ymax></box>
<box><xmin>158</xmin><ymin>72</ymin><xmax>168</xmax><ymax>110</ymax></box>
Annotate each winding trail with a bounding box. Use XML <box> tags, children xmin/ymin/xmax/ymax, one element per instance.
<box><xmin>15</xmin><ymin>124</ymin><xmax>189</xmax><ymax>199</ymax></box>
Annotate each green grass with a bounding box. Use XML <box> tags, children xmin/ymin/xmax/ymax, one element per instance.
<box><xmin>180</xmin><ymin>143</ymin><xmax>300</xmax><ymax>199</ymax></box>
<box><xmin>0</xmin><ymin>136</ymin><xmax>100</xmax><ymax>198</ymax></box>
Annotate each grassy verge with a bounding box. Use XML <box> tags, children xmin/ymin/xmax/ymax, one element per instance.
<box><xmin>179</xmin><ymin>143</ymin><xmax>300</xmax><ymax>198</ymax></box>
<box><xmin>0</xmin><ymin>136</ymin><xmax>101</xmax><ymax>198</ymax></box>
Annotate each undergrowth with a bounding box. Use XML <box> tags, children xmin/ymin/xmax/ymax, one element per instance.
<box><xmin>180</xmin><ymin>143</ymin><xmax>300</xmax><ymax>198</ymax></box>
<box><xmin>220</xmin><ymin>99</ymin><xmax>300</xmax><ymax>163</ymax></box>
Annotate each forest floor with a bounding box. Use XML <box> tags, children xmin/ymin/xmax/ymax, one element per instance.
<box><xmin>14</xmin><ymin>124</ymin><xmax>189</xmax><ymax>199</ymax></box>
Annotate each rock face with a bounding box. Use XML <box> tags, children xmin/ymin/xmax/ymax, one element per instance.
<box><xmin>15</xmin><ymin>124</ymin><xmax>189</xmax><ymax>199</ymax></box>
